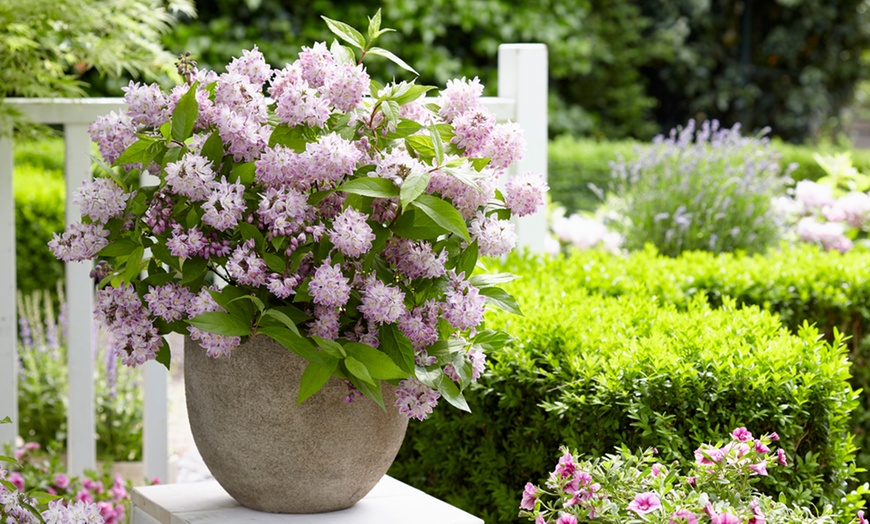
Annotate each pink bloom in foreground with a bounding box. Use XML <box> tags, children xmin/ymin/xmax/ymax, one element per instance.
<box><xmin>520</xmin><ymin>482</ymin><xmax>539</xmax><ymax>510</ymax></box>
<box><xmin>669</xmin><ymin>509</ymin><xmax>698</xmax><ymax>524</ymax></box>
<box><xmin>748</xmin><ymin>461</ymin><xmax>768</xmax><ymax>476</ymax></box>
<box><xmin>731</xmin><ymin>427</ymin><xmax>753</xmax><ymax>442</ymax></box>
<box><xmin>394</xmin><ymin>378</ymin><xmax>440</xmax><ymax>421</ymax></box>
<box><xmin>504</xmin><ymin>172</ymin><xmax>548</xmax><ymax>217</ymax></box>
<box><xmin>627</xmin><ymin>492</ymin><xmax>662</xmax><ymax>515</ymax></box>
<box><xmin>776</xmin><ymin>448</ymin><xmax>787</xmax><ymax>466</ymax></box>
<box><xmin>711</xmin><ymin>512</ymin><xmax>741</xmax><ymax>524</ymax></box>
<box><xmin>858</xmin><ymin>510</ymin><xmax>868</xmax><ymax>524</ymax></box>
<box><xmin>754</xmin><ymin>439</ymin><xmax>770</xmax><ymax>454</ymax></box>
<box><xmin>555</xmin><ymin>514</ymin><xmax>577</xmax><ymax>524</ymax></box>
<box><xmin>309</xmin><ymin>261</ymin><xmax>351</xmax><ymax>308</ymax></box>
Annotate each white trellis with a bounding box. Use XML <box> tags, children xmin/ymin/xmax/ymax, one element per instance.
<box><xmin>0</xmin><ymin>43</ymin><xmax>547</xmax><ymax>480</ymax></box>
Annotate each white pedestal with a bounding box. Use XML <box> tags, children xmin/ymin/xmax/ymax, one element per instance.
<box><xmin>131</xmin><ymin>477</ymin><xmax>483</xmax><ymax>524</ymax></box>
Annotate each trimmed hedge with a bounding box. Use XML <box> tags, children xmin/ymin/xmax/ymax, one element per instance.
<box><xmin>14</xmin><ymin>138</ymin><xmax>65</xmax><ymax>295</ymax></box>
<box><xmin>549</xmin><ymin>136</ymin><xmax>870</xmax><ymax>214</ymax></box>
<box><xmin>390</xmin><ymin>259</ymin><xmax>862</xmax><ymax>523</ymax></box>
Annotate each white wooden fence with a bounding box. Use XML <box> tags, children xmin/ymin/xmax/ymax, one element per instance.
<box><xmin>0</xmin><ymin>43</ymin><xmax>547</xmax><ymax>480</ymax></box>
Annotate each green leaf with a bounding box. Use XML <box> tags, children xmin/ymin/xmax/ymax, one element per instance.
<box><xmin>406</xmin><ymin>135</ymin><xmax>435</xmax><ymax>158</ymax></box>
<box><xmin>345</xmin><ymin>356</ymin><xmax>375</xmax><ymax>385</ymax></box>
<box><xmin>330</xmin><ymin>39</ymin><xmax>356</xmax><ymax>66</ymax></box>
<box><xmin>386</xmin><ymin>119</ymin><xmax>425</xmax><ymax>140</ymax></box>
<box><xmin>298</xmin><ymin>359</ymin><xmax>338</xmax><ymax>404</ymax></box>
<box><xmin>472</xmin><ymin>329</ymin><xmax>512</xmax><ymax>349</ymax></box>
<box><xmin>456</xmin><ymin>240</ymin><xmax>479</xmax><ymax>279</ymax></box>
<box><xmin>378</xmin><ymin>324</ymin><xmax>416</xmax><ymax>373</ymax></box>
<box><xmin>311</xmin><ymin>336</ymin><xmax>345</xmax><ymax>358</ymax></box>
<box><xmin>469</xmin><ymin>273</ymin><xmax>519</xmax><ymax>287</ymax></box>
<box><xmin>150</xmin><ymin>242</ymin><xmax>179</xmax><ymax>271</ymax></box>
<box><xmin>400</xmin><ymin>170</ymin><xmax>431</xmax><ymax>209</ymax></box>
<box><xmin>478</xmin><ymin>286</ymin><xmax>523</xmax><ymax>316</ymax></box>
<box><xmin>113</xmin><ymin>137</ymin><xmax>157</xmax><ymax>167</ymax></box>
<box><xmin>263</xmin><ymin>252</ymin><xmax>286</xmax><ymax>273</ymax></box>
<box><xmin>273</xmin><ymin>305</ymin><xmax>311</xmax><ymax>324</ymax></box>
<box><xmin>429</xmin><ymin>123</ymin><xmax>445</xmax><ymax>165</ymax></box>
<box><xmin>0</xmin><ymin>416</ymin><xmax>10</xmax><ymax>424</ymax></box>
<box><xmin>380</xmin><ymin>100</ymin><xmax>401</xmax><ymax>125</ymax></box>
<box><xmin>410</xmin><ymin>194</ymin><xmax>469</xmax><ymax>241</ymax></box>
<box><xmin>470</xmin><ymin>157</ymin><xmax>491</xmax><ymax>172</ymax></box>
<box><xmin>367</xmin><ymin>9</ymin><xmax>382</xmax><ymax>40</ymax></box>
<box><xmin>124</xmin><ymin>246</ymin><xmax>145</xmax><ymax>282</ymax></box>
<box><xmin>348</xmin><ymin>373</ymin><xmax>385</xmax><ymax>410</ymax></box>
<box><xmin>367</xmin><ymin>46</ymin><xmax>419</xmax><ymax>76</ymax></box>
<box><xmin>436</xmin><ymin>377</ymin><xmax>470</xmax><ymax>412</ymax></box>
<box><xmin>392</xmin><ymin>209</ymin><xmax>449</xmax><ymax>240</ymax></box>
<box><xmin>231</xmin><ymin>162</ymin><xmax>255</xmax><ymax>186</ymax></box>
<box><xmin>322</xmin><ymin>15</ymin><xmax>366</xmax><ymax>49</ymax></box>
<box><xmin>187</xmin><ymin>311</ymin><xmax>252</xmax><ymax>336</ymax></box>
<box><xmin>171</xmin><ymin>82</ymin><xmax>199</xmax><ymax>142</ymax></box>
<box><xmin>155</xmin><ymin>344</ymin><xmax>171</xmax><ymax>370</ymax></box>
<box><xmin>269</xmin><ymin>124</ymin><xmax>310</xmax><ymax>151</ymax></box>
<box><xmin>260</xmin><ymin>309</ymin><xmax>301</xmax><ymax>335</ymax></box>
<box><xmin>337</xmin><ymin>177</ymin><xmax>399</xmax><ymax>198</ymax></box>
<box><xmin>426</xmin><ymin>339</ymin><xmax>468</xmax><ymax>361</ymax></box>
<box><xmin>201</xmin><ymin>132</ymin><xmax>224</xmax><ymax>167</ymax></box>
<box><xmin>181</xmin><ymin>257</ymin><xmax>208</xmax><ymax>284</ymax></box>
<box><xmin>344</xmin><ymin>342</ymin><xmax>407</xmax><ymax>380</ymax></box>
<box><xmin>239</xmin><ymin>222</ymin><xmax>265</xmax><ymax>251</ymax></box>
<box><xmin>96</xmin><ymin>238</ymin><xmax>140</xmax><ymax>258</ymax></box>
<box><xmin>393</xmin><ymin>85</ymin><xmax>436</xmax><ymax>106</ymax></box>
<box><xmin>259</xmin><ymin>326</ymin><xmax>324</xmax><ymax>365</ymax></box>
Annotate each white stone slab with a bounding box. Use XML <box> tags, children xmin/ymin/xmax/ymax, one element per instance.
<box><xmin>132</xmin><ymin>477</ymin><xmax>483</xmax><ymax>524</ymax></box>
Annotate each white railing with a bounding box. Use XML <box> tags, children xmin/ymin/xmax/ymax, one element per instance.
<box><xmin>0</xmin><ymin>43</ymin><xmax>547</xmax><ymax>480</ymax></box>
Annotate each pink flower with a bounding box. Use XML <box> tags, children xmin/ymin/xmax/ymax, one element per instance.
<box><xmin>627</xmin><ymin>492</ymin><xmax>662</xmax><ymax>515</ymax></box>
<box><xmin>504</xmin><ymin>172</ymin><xmax>548</xmax><ymax>217</ymax></box>
<box><xmin>53</xmin><ymin>473</ymin><xmax>70</xmax><ymax>489</ymax></box>
<box><xmin>754</xmin><ymin>439</ymin><xmax>770</xmax><ymax>454</ymax></box>
<box><xmin>669</xmin><ymin>509</ymin><xmax>698</xmax><ymax>524</ymax></box>
<box><xmin>858</xmin><ymin>510</ymin><xmax>868</xmax><ymax>524</ymax></box>
<box><xmin>731</xmin><ymin>427</ymin><xmax>753</xmax><ymax>442</ymax></box>
<box><xmin>776</xmin><ymin>448</ymin><xmax>787</xmax><ymax>466</ymax></box>
<box><xmin>711</xmin><ymin>512</ymin><xmax>741</xmax><ymax>524</ymax></box>
<box><xmin>554</xmin><ymin>452</ymin><xmax>576</xmax><ymax>480</ymax></box>
<box><xmin>555</xmin><ymin>514</ymin><xmax>577</xmax><ymax>524</ymax></box>
<box><xmin>9</xmin><ymin>472</ymin><xmax>24</xmax><ymax>490</ymax></box>
<box><xmin>520</xmin><ymin>482</ymin><xmax>539</xmax><ymax>510</ymax></box>
<box><xmin>651</xmin><ymin>463</ymin><xmax>663</xmax><ymax>477</ymax></box>
<box><xmin>769</xmin><ymin>432</ymin><xmax>780</xmax><ymax>441</ymax></box>
<box><xmin>309</xmin><ymin>261</ymin><xmax>351</xmax><ymax>308</ymax></box>
<box><xmin>358</xmin><ymin>280</ymin><xmax>406</xmax><ymax>325</ymax></box>
<box><xmin>748</xmin><ymin>462</ymin><xmax>768</xmax><ymax>476</ymax></box>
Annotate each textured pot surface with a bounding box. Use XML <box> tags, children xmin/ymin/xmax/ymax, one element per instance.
<box><xmin>184</xmin><ymin>335</ymin><xmax>409</xmax><ymax>513</ymax></box>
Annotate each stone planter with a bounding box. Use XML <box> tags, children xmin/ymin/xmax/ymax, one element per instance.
<box><xmin>184</xmin><ymin>335</ymin><xmax>409</xmax><ymax>514</ymax></box>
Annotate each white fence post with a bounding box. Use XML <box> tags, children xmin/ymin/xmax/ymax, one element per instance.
<box><xmin>497</xmin><ymin>44</ymin><xmax>549</xmax><ymax>254</ymax></box>
<box><xmin>0</xmin><ymin>125</ymin><xmax>17</xmax><ymax>447</ymax></box>
<box><xmin>64</xmin><ymin>123</ymin><xmax>97</xmax><ymax>476</ymax></box>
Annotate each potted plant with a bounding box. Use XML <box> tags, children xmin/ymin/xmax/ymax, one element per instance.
<box><xmin>48</xmin><ymin>11</ymin><xmax>547</xmax><ymax>514</ymax></box>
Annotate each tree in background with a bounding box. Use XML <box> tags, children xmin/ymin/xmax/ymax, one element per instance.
<box><xmin>0</xmin><ymin>0</ymin><xmax>195</xmax><ymax>133</ymax></box>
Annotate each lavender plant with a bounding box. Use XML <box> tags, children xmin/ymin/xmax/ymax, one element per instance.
<box><xmin>607</xmin><ymin>120</ymin><xmax>790</xmax><ymax>257</ymax></box>
<box><xmin>520</xmin><ymin>428</ymin><xmax>863</xmax><ymax>524</ymax></box>
<box><xmin>16</xmin><ymin>285</ymin><xmax>144</xmax><ymax>462</ymax></box>
<box><xmin>47</xmin><ymin>11</ymin><xmax>546</xmax><ymax>420</ymax></box>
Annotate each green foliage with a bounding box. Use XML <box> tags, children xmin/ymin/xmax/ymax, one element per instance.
<box><xmin>391</xmin><ymin>264</ymin><xmax>862</xmax><ymax>523</ymax></box>
<box><xmin>17</xmin><ymin>286</ymin><xmax>144</xmax><ymax>462</ymax></box>
<box><xmin>639</xmin><ymin>1</ymin><xmax>870</xmax><ymax>142</ymax></box>
<box><xmin>493</xmin><ymin>244</ymin><xmax>870</xmax><ymax>490</ymax></box>
<box><xmin>607</xmin><ymin>120</ymin><xmax>788</xmax><ymax>256</ymax></box>
<box><xmin>13</xmin><ymin>138</ymin><xmax>65</xmax><ymax>296</ymax></box>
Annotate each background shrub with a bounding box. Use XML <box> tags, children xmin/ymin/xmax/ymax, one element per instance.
<box><xmin>606</xmin><ymin>120</ymin><xmax>788</xmax><ymax>256</ymax></box>
<box><xmin>14</xmin><ymin>138</ymin><xmax>65</xmax><ymax>296</ymax></box>
<box><xmin>390</xmin><ymin>271</ymin><xmax>861</xmax><ymax>523</ymax></box>
<box><xmin>494</xmin><ymin>244</ymin><xmax>870</xmax><ymax>489</ymax></box>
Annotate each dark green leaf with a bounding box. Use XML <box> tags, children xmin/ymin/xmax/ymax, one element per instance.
<box><xmin>298</xmin><ymin>359</ymin><xmax>338</xmax><ymax>405</ymax></box>
<box><xmin>347</xmin><ymin>373</ymin><xmax>385</xmax><ymax>410</ymax></box>
<box><xmin>322</xmin><ymin>16</ymin><xmax>366</xmax><ymax>49</ymax></box>
<box><xmin>231</xmin><ymin>162</ymin><xmax>255</xmax><ymax>186</ymax></box>
<box><xmin>150</xmin><ymin>242</ymin><xmax>179</xmax><ymax>271</ymax></box>
<box><xmin>269</xmin><ymin>124</ymin><xmax>309</xmax><ymax>151</ymax></box>
<box><xmin>337</xmin><ymin>177</ymin><xmax>399</xmax><ymax>198</ymax></box>
<box><xmin>456</xmin><ymin>240</ymin><xmax>479</xmax><ymax>276</ymax></box>
<box><xmin>201</xmin><ymin>132</ymin><xmax>224</xmax><ymax>167</ymax></box>
<box><xmin>344</xmin><ymin>342</ymin><xmax>407</xmax><ymax>380</ymax></box>
<box><xmin>410</xmin><ymin>194</ymin><xmax>469</xmax><ymax>241</ymax></box>
<box><xmin>478</xmin><ymin>286</ymin><xmax>523</xmax><ymax>316</ymax></box>
<box><xmin>392</xmin><ymin>209</ymin><xmax>449</xmax><ymax>240</ymax></box>
<box><xmin>187</xmin><ymin>311</ymin><xmax>252</xmax><ymax>336</ymax></box>
<box><xmin>378</xmin><ymin>324</ymin><xmax>416</xmax><ymax>374</ymax></box>
<box><xmin>260</xmin><ymin>309</ymin><xmax>301</xmax><ymax>336</ymax></box>
<box><xmin>400</xmin><ymin>170</ymin><xmax>431</xmax><ymax>209</ymax></box>
<box><xmin>436</xmin><ymin>377</ymin><xmax>470</xmax><ymax>412</ymax></box>
<box><xmin>171</xmin><ymin>82</ymin><xmax>199</xmax><ymax>142</ymax></box>
<box><xmin>273</xmin><ymin>305</ymin><xmax>311</xmax><ymax>324</ymax></box>
<box><xmin>124</xmin><ymin>246</ymin><xmax>145</xmax><ymax>282</ymax></box>
<box><xmin>96</xmin><ymin>238</ymin><xmax>140</xmax><ymax>258</ymax></box>
<box><xmin>367</xmin><ymin>46</ymin><xmax>419</xmax><ymax>76</ymax></box>
<box><xmin>113</xmin><ymin>137</ymin><xmax>158</xmax><ymax>167</ymax></box>
<box><xmin>259</xmin><ymin>326</ymin><xmax>323</xmax><ymax>365</ymax></box>
<box><xmin>263</xmin><ymin>252</ymin><xmax>286</xmax><ymax>273</ymax></box>
<box><xmin>181</xmin><ymin>257</ymin><xmax>208</xmax><ymax>284</ymax></box>
<box><xmin>155</xmin><ymin>344</ymin><xmax>171</xmax><ymax>370</ymax></box>
<box><xmin>312</xmin><ymin>336</ymin><xmax>345</xmax><ymax>358</ymax></box>
<box><xmin>239</xmin><ymin>222</ymin><xmax>265</xmax><ymax>251</ymax></box>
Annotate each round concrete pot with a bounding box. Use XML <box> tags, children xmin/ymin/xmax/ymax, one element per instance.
<box><xmin>184</xmin><ymin>335</ymin><xmax>409</xmax><ymax>513</ymax></box>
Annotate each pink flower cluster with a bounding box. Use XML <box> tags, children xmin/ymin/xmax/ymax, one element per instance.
<box><xmin>780</xmin><ymin>179</ymin><xmax>870</xmax><ymax>252</ymax></box>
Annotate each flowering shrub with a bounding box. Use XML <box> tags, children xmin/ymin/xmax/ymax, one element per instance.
<box><xmin>48</xmin><ymin>11</ymin><xmax>545</xmax><ymax>419</ymax></box>
<box><xmin>1</xmin><ymin>419</ymin><xmax>119</xmax><ymax>524</ymax></box>
<box><xmin>607</xmin><ymin>119</ymin><xmax>789</xmax><ymax>256</ymax></box>
<box><xmin>16</xmin><ymin>285</ymin><xmax>144</xmax><ymax>462</ymax></box>
<box><xmin>520</xmin><ymin>428</ymin><xmax>857</xmax><ymax>524</ymax></box>
<box><xmin>774</xmin><ymin>153</ymin><xmax>870</xmax><ymax>253</ymax></box>
<box><xmin>546</xmin><ymin>205</ymin><xmax>622</xmax><ymax>255</ymax></box>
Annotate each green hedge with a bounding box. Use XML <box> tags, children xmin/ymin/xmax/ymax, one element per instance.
<box><xmin>390</xmin><ymin>259</ymin><xmax>862</xmax><ymax>523</ymax></box>
<box><xmin>14</xmin><ymin>138</ymin><xmax>65</xmax><ymax>295</ymax></box>
<box><xmin>548</xmin><ymin>136</ymin><xmax>870</xmax><ymax>214</ymax></box>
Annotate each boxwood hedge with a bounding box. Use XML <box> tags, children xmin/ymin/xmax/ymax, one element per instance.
<box><xmin>390</xmin><ymin>259</ymin><xmax>863</xmax><ymax>523</ymax></box>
